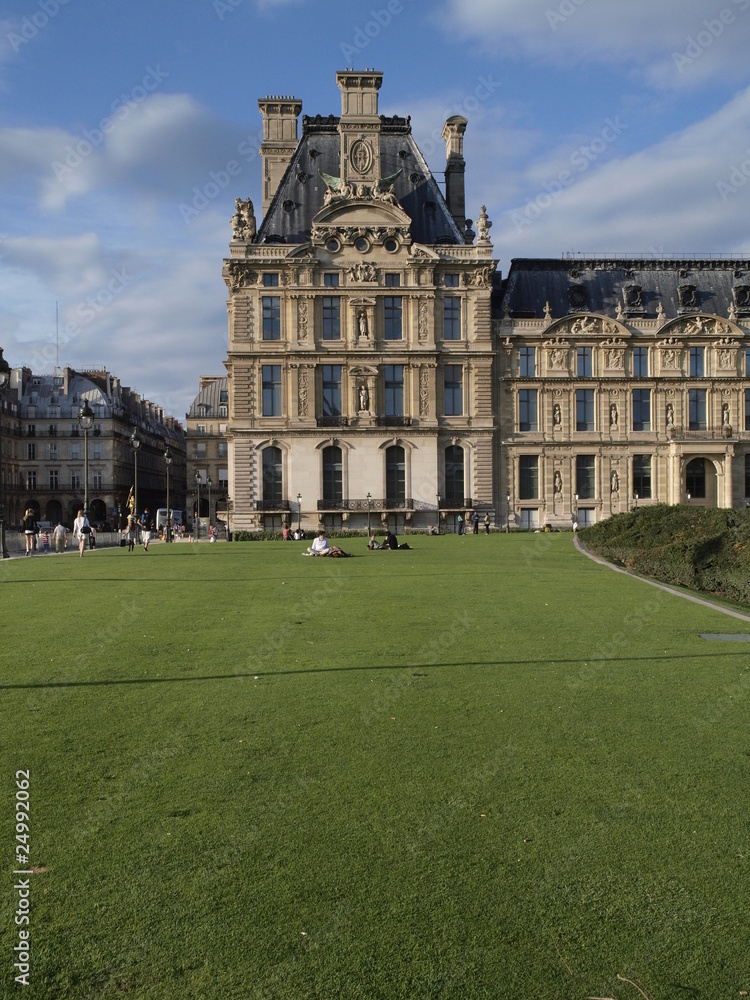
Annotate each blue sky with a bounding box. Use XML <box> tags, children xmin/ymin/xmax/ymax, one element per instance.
<box><xmin>2</xmin><ymin>0</ymin><xmax>750</xmax><ymax>417</ymax></box>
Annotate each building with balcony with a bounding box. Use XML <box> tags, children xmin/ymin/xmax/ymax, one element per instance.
<box><xmin>186</xmin><ymin>376</ymin><xmax>229</xmax><ymax>529</ymax></box>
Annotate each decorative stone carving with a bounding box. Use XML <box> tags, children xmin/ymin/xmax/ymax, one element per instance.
<box><xmin>553</xmin><ymin>403</ymin><xmax>562</xmax><ymax>427</ymax></box>
<box><xmin>666</xmin><ymin>402</ymin><xmax>674</xmax><ymax>427</ymax></box>
<box><xmin>609</xmin><ymin>404</ymin><xmax>618</xmax><ymax>428</ymax></box>
<box><xmin>230</xmin><ymin>198</ymin><xmax>256</xmax><ymax>241</ymax></box>
<box><xmin>298</xmin><ymin>367</ymin><xmax>309</xmax><ymax>417</ymax></box>
<box><xmin>545</xmin><ymin>338</ymin><xmax>570</xmax><ymax>370</ymax></box>
<box><xmin>570</xmin><ymin>315</ymin><xmax>599</xmax><ymax>335</ymax></box>
<box><xmin>610</xmin><ymin>470</ymin><xmax>619</xmax><ymax>495</ymax></box>
<box><xmin>297</xmin><ymin>298</ymin><xmax>309</xmax><ymax>342</ymax></box>
<box><xmin>463</xmin><ymin>265</ymin><xmax>495</xmax><ymax>288</ymax></box>
<box><xmin>347</xmin><ymin>262</ymin><xmax>379</xmax><ymax>282</ymax></box>
<box><xmin>554</xmin><ymin>470</ymin><xmax>563</xmax><ymax>494</ymax></box>
<box><xmin>659</xmin><ymin>337</ymin><xmax>683</xmax><ymax>369</ymax></box>
<box><xmin>226</xmin><ymin>261</ymin><xmax>258</xmax><ymax>291</ymax></box>
<box><xmin>419</xmin><ymin>367</ymin><xmax>430</xmax><ymax>416</ymax></box>
<box><xmin>656</xmin><ymin>301</ymin><xmax>666</xmax><ymax>326</ymax></box>
<box><xmin>476</xmin><ymin>205</ymin><xmax>492</xmax><ymax>245</ymax></box>
<box><xmin>357</xmin><ymin>309</ymin><xmax>369</xmax><ymax>339</ymax></box>
<box><xmin>359</xmin><ymin>383</ymin><xmax>369</xmax><ymax>412</ymax></box>
<box><xmin>418</xmin><ymin>300</ymin><xmax>429</xmax><ymax>343</ymax></box>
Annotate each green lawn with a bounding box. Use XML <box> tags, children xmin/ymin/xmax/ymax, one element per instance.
<box><xmin>2</xmin><ymin>536</ymin><xmax>749</xmax><ymax>998</ymax></box>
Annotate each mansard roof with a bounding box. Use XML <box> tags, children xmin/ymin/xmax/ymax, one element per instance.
<box><xmin>502</xmin><ymin>257</ymin><xmax>750</xmax><ymax>320</ymax></box>
<box><xmin>188</xmin><ymin>376</ymin><xmax>227</xmax><ymax>418</ymax></box>
<box><xmin>256</xmin><ymin>115</ymin><xmax>464</xmax><ymax>247</ymax></box>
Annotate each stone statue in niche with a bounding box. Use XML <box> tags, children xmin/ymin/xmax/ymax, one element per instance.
<box><xmin>553</xmin><ymin>403</ymin><xmax>562</xmax><ymax>427</ymax></box>
<box><xmin>358</xmin><ymin>309</ymin><xmax>369</xmax><ymax>338</ymax></box>
<box><xmin>722</xmin><ymin>402</ymin><xmax>730</xmax><ymax>425</ymax></box>
<box><xmin>610</xmin><ymin>404</ymin><xmax>618</xmax><ymax>428</ymax></box>
<box><xmin>666</xmin><ymin>402</ymin><xmax>675</xmax><ymax>426</ymax></box>
<box><xmin>359</xmin><ymin>383</ymin><xmax>369</xmax><ymax>412</ymax></box>
<box><xmin>611</xmin><ymin>470</ymin><xmax>619</xmax><ymax>494</ymax></box>
<box><xmin>553</xmin><ymin>471</ymin><xmax>563</xmax><ymax>495</ymax></box>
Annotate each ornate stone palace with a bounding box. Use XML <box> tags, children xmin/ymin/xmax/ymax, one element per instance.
<box><xmin>221</xmin><ymin>70</ymin><xmax>750</xmax><ymax>532</ymax></box>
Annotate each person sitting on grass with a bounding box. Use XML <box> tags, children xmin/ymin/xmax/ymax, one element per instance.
<box><xmin>305</xmin><ymin>530</ymin><xmax>331</xmax><ymax>556</ymax></box>
<box><xmin>367</xmin><ymin>533</ymin><xmax>382</xmax><ymax>549</ymax></box>
<box><xmin>382</xmin><ymin>530</ymin><xmax>411</xmax><ymax>550</ymax></box>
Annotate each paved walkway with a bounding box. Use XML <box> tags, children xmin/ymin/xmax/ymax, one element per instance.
<box><xmin>574</xmin><ymin>535</ymin><xmax>750</xmax><ymax>624</ymax></box>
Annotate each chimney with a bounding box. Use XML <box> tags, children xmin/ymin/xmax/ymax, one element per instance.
<box><xmin>258</xmin><ymin>95</ymin><xmax>303</xmax><ymax>218</ymax></box>
<box><xmin>336</xmin><ymin>69</ymin><xmax>383</xmax><ymax>185</ymax></box>
<box><xmin>442</xmin><ymin>116</ymin><xmax>467</xmax><ymax>232</ymax></box>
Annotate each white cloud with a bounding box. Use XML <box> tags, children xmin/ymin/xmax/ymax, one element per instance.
<box><xmin>439</xmin><ymin>0</ymin><xmax>750</xmax><ymax>90</ymax></box>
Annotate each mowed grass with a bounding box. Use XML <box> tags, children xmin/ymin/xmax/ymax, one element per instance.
<box><xmin>1</xmin><ymin>535</ymin><xmax>749</xmax><ymax>999</ymax></box>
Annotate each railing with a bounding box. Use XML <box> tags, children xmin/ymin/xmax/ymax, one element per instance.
<box><xmin>316</xmin><ymin>497</ymin><xmax>414</xmax><ymax>512</ymax></box>
<box><xmin>316</xmin><ymin>416</ymin><xmax>349</xmax><ymax>427</ymax></box>
<box><xmin>439</xmin><ymin>497</ymin><xmax>474</xmax><ymax>509</ymax></box>
<box><xmin>255</xmin><ymin>500</ymin><xmax>291</xmax><ymax>511</ymax></box>
<box><xmin>375</xmin><ymin>416</ymin><xmax>412</xmax><ymax>426</ymax></box>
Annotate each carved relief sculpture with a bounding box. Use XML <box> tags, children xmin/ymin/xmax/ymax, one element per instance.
<box><xmin>297</xmin><ymin>299</ymin><xmax>309</xmax><ymax>342</ymax></box>
<box><xmin>418</xmin><ymin>300</ymin><xmax>429</xmax><ymax>343</ymax></box>
<box><xmin>297</xmin><ymin>367</ymin><xmax>308</xmax><ymax>417</ymax></box>
<box><xmin>419</xmin><ymin>367</ymin><xmax>430</xmax><ymax>416</ymax></box>
<box><xmin>230</xmin><ymin>198</ymin><xmax>256</xmax><ymax>241</ymax></box>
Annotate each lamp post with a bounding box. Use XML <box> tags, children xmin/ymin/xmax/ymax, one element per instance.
<box><xmin>506</xmin><ymin>491</ymin><xmax>511</xmax><ymax>533</ymax></box>
<box><xmin>164</xmin><ymin>448</ymin><xmax>173</xmax><ymax>542</ymax></box>
<box><xmin>436</xmin><ymin>491</ymin><xmax>440</xmax><ymax>535</ymax></box>
<box><xmin>130</xmin><ymin>426</ymin><xmax>142</xmax><ymax>521</ymax></box>
<box><xmin>367</xmin><ymin>491</ymin><xmax>372</xmax><ymax>536</ymax></box>
<box><xmin>0</xmin><ymin>348</ymin><xmax>10</xmax><ymax>559</ymax></box>
<box><xmin>195</xmin><ymin>471</ymin><xmax>201</xmax><ymax>540</ymax></box>
<box><xmin>633</xmin><ymin>492</ymin><xmax>639</xmax><ymax>510</ymax></box>
<box><xmin>206</xmin><ymin>476</ymin><xmax>212</xmax><ymax>528</ymax></box>
<box><xmin>574</xmin><ymin>493</ymin><xmax>579</xmax><ymax>526</ymax></box>
<box><xmin>687</xmin><ymin>491</ymin><xmax>691</xmax><ymax>504</ymax></box>
<box><xmin>297</xmin><ymin>492</ymin><xmax>302</xmax><ymax>536</ymax></box>
<box><xmin>78</xmin><ymin>400</ymin><xmax>94</xmax><ymax>519</ymax></box>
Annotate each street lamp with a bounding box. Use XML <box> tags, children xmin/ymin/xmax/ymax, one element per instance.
<box><xmin>436</xmin><ymin>491</ymin><xmax>440</xmax><ymax>535</ymax></box>
<box><xmin>633</xmin><ymin>492</ymin><xmax>639</xmax><ymax>510</ymax></box>
<box><xmin>0</xmin><ymin>348</ymin><xmax>10</xmax><ymax>559</ymax></box>
<box><xmin>206</xmin><ymin>476</ymin><xmax>212</xmax><ymax>528</ymax></box>
<box><xmin>687</xmin><ymin>491</ymin><xmax>691</xmax><ymax>504</ymax></box>
<box><xmin>164</xmin><ymin>448</ymin><xmax>173</xmax><ymax>542</ymax></box>
<box><xmin>195</xmin><ymin>471</ymin><xmax>202</xmax><ymax>540</ymax></box>
<box><xmin>78</xmin><ymin>399</ymin><xmax>94</xmax><ymax>519</ymax></box>
<box><xmin>130</xmin><ymin>426</ymin><xmax>142</xmax><ymax>521</ymax></box>
<box><xmin>297</xmin><ymin>492</ymin><xmax>302</xmax><ymax>536</ymax></box>
<box><xmin>506</xmin><ymin>491</ymin><xmax>511</xmax><ymax>533</ymax></box>
<box><xmin>367</xmin><ymin>491</ymin><xmax>372</xmax><ymax>537</ymax></box>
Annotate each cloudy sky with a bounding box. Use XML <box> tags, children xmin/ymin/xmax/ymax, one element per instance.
<box><xmin>1</xmin><ymin>0</ymin><xmax>750</xmax><ymax>417</ymax></box>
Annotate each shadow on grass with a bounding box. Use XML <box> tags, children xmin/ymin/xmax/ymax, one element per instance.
<box><xmin>2</xmin><ymin>651</ymin><xmax>746</xmax><ymax>689</ymax></box>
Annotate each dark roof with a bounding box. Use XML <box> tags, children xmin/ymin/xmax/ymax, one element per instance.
<box><xmin>257</xmin><ymin>115</ymin><xmax>464</xmax><ymax>246</ymax></box>
<box><xmin>501</xmin><ymin>257</ymin><xmax>750</xmax><ymax>320</ymax></box>
<box><xmin>188</xmin><ymin>377</ymin><xmax>228</xmax><ymax>418</ymax></box>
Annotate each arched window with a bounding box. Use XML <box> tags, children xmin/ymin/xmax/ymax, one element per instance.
<box><xmin>385</xmin><ymin>445</ymin><xmax>405</xmax><ymax>504</ymax></box>
<box><xmin>262</xmin><ymin>447</ymin><xmax>283</xmax><ymax>504</ymax></box>
<box><xmin>322</xmin><ymin>446</ymin><xmax>343</xmax><ymax>503</ymax></box>
<box><xmin>445</xmin><ymin>445</ymin><xmax>464</xmax><ymax>502</ymax></box>
<box><xmin>686</xmin><ymin>457</ymin><xmax>706</xmax><ymax>499</ymax></box>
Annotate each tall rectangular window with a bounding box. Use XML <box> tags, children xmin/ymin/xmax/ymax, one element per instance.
<box><xmin>576</xmin><ymin>389</ymin><xmax>595</xmax><ymax>431</ymax></box>
<box><xmin>49</xmin><ymin>469</ymin><xmax>58</xmax><ymax>489</ymax></box>
<box><xmin>746</xmin><ymin>389</ymin><xmax>750</xmax><ymax>431</ymax></box>
<box><xmin>262</xmin><ymin>365</ymin><xmax>282</xmax><ymax>416</ymax></box>
<box><xmin>262</xmin><ymin>296</ymin><xmax>281</xmax><ymax>340</ymax></box>
<box><xmin>384</xmin><ymin>297</ymin><xmax>402</xmax><ymax>340</ymax></box>
<box><xmin>632</xmin><ymin>346</ymin><xmax>649</xmax><ymax>377</ymax></box>
<box><xmin>576</xmin><ymin>454</ymin><xmax>596</xmax><ymax>499</ymax></box>
<box><xmin>443</xmin><ymin>297</ymin><xmax>461</xmax><ymax>340</ymax></box>
<box><xmin>93</xmin><ymin>472</ymin><xmax>103</xmax><ymax>490</ymax></box>
<box><xmin>518</xmin><ymin>456</ymin><xmax>539</xmax><ymax>500</ymax></box>
<box><xmin>322</xmin><ymin>365</ymin><xmax>342</xmax><ymax>417</ymax></box>
<box><xmin>689</xmin><ymin>346</ymin><xmax>704</xmax><ymax>377</ymax></box>
<box><xmin>518</xmin><ymin>389</ymin><xmax>538</xmax><ymax>431</ymax></box>
<box><xmin>519</xmin><ymin>347</ymin><xmax>536</xmax><ymax>377</ymax></box>
<box><xmin>633</xmin><ymin>455</ymin><xmax>652</xmax><ymax>499</ymax></box>
<box><xmin>71</xmin><ymin>471</ymin><xmax>80</xmax><ymax>490</ymax></box>
<box><xmin>322</xmin><ymin>297</ymin><xmax>340</xmax><ymax>340</ymax></box>
<box><xmin>444</xmin><ymin>365</ymin><xmax>463</xmax><ymax>415</ymax></box>
<box><xmin>27</xmin><ymin>471</ymin><xmax>37</xmax><ymax>489</ymax></box>
<box><xmin>384</xmin><ymin>365</ymin><xmax>404</xmax><ymax>416</ymax></box>
<box><xmin>577</xmin><ymin>346</ymin><xmax>592</xmax><ymax>377</ymax></box>
<box><xmin>688</xmin><ymin>388</ymin><xmax>707</xmax><ymax>429</ymax></box>
<box><xmin>632</xmin><ymin>389</ymin><xmax>651</xmax><ymax>431</ymax></box>
<box><xmin>26</xmin><ymin>442</ymin><xmax>35</xmax><ymax>460</ymax></box>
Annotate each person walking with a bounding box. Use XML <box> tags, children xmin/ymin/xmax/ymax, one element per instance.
<box><xmin>73</xmin><ymin>509</ymin><xmax>91</xmax><ymax>557</ymax></box>
<box><xmin>457</xmin><ymin>513</ymin><xmax>464</xmax><ymax>535</ymax></box>
<box><xmin>140</xmin><ymin>508</ymin><xmax>153</xmax><ymax>551</ymax></box>
<box><xmin>52</xmin><ymin>520</ymin><xmax>67</xmax><ymax>553</ymax></box>
<box><xmin>471</xmin><ymin>511</ymin><xmax>479</xmax><ymax>534</ymax></box>
<box><xmin>21</xmin><ymin>508</ymin><xmax>37</xmax><ymax>555</ymax></box>
<box><xmin>484</xmin><ymin>512</ymin><xmax>490</xmax><ymax>534</ymax></box>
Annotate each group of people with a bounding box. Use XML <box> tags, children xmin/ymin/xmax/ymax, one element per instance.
<box><xmin>367</xmin><ymin>530</ymin><xmax>411</xmax><ymax>550</ymax></box>
<box><xmin>20</xmin><ymin>509</ymin><xmax>95</xmax><ymax>557</ymax></box>
<box><xmin>457</xmin><ymin>511</ymin><xmax>491</xmax><ymax>535</ymax></box>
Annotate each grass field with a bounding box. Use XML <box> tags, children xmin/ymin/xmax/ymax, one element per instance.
<box><xmin>2</xmin><ymin>535</ymin><xmax>749</xmax><ymax>999</ymax></box>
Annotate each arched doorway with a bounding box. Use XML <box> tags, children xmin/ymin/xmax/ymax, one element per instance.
<box><xmin>46</xmin><ymin>499</ymin><xmax>63</xmax><ymax>524</ymax></box>
<box><xmin>90</xmin><ymin>498</ymin><xmax>107</xmax><ymax>525</ymax></box>
<box><xmin>685</xmin><ymin>457</ymin><xmax>717</xmax><ymax>504</ymax></box>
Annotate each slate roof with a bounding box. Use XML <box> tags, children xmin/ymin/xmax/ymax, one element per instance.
<box><xmin>256</xmin><ymin>115</ymin><xmax>464</xmax><ymax>247</ymax></box>
<box><xmin>501</xmin><ymin>257</ymin><xmax>750</xmax><ymax>320</ymax></box>
<box><xmin>188</xmin><ymin>377</ymin><xmax>228</xmax><ymax>418</ymax></box>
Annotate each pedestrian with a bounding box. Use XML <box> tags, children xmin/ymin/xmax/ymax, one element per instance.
<box><xmin>52</xmin><ymin>521</ymin><xmax>67</xmax><ymax>553</ymax></box>
<box><xmin>484</xmin><ymin>513</ymin><xmax>490</xmax><ymax>534</ymax></box>
<box><xmin>457</xmin><ymin>513</ymin><xmax>464</xmax><ymax>535</ymax></box>
<box><xmin>139</xmin><ymin>508</ymin><xmax>153</xmax><ymax>551</ymax></box>
<box><xmin>73</xmin><ymin>509</ymin><xmax>91</xmax><ymax>557</ymax></box>
<box><xmin>89</xmin><ymin>525</ymin><xmax>96</xmax><ymax>550</ymax></box>
<box><xmin>471</xmin><ymin>511</ymin><xmax>479</xmax><ymax>534</ymax></box>
<box><xmin>42</xmin><ymin>531</ymin><xmax>50</xmax><ymax>553</ymax></box>
<box><xmin>21</xmin><ymin>508</ymin><xmax>37</xmax><ymax>555</ymax></box>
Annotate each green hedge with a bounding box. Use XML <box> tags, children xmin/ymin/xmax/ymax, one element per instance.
<box><xmin>579</xmin><ymin>504</ymin><xmax>750</xmax><ymax>605</ymax></box>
